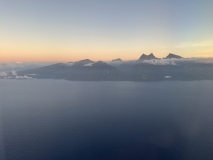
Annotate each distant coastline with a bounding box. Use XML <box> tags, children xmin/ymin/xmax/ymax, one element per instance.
<box><xmin>1</xmin><ymin>53</ymin><xmax>213</xmax><ymax>82</ymax></box>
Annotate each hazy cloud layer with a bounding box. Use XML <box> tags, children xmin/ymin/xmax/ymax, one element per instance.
<box><xmin>0</xmin><ymin>72</ymin><xmax>7</xmax><ymax>77</ymax></box>
<box><xmin>0</xmin><ymin>62</ymin><xmax>51</xmax><ymax>72</ymax></box>
<box><xmin>0</xmin><ymin>70</ymin><xmax>34</xmax><ymax>79</ymax></box>
<box><xmin>12</xmin><ymin>70</ymin><xmax>17</xmax><ymax>76</ymax></box>
<box><xmin>15</xmin><ymin>75</ymin><xmax>33</xmax><ymax>79</ymax></box>
<box><xmin>143</xmin><ymin>59</ymin><xmax>177</xmax><ymax>65</ymax></box>
<box><xmin>143</xmin><ymin>58</ymin><xmax>213</xmax><ymax>65</ymax></box>
<box><xmin>107</xmin><ymin>60</ymin><xmax>135</xmax><ymax>67</ymax></box>
<box><xmin>107</xmin><ymin>58</ymin><xmax>213</xmax><ymax>67</ymax></box>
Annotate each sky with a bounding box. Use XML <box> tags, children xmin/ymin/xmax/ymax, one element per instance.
<box><xmin>0</xmin><ymin>0</ymin><xmax>213</xmax><ymax>62</ymax></box>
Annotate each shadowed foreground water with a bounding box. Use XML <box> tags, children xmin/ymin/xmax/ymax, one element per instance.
<box><xmin>1</xmin><ymin>80</ymin><xmax>213</xmax><ymax>160</ymax></box>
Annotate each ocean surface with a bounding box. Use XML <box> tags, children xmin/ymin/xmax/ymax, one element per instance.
<box><xmin>1</xmin><ymin>80</ymin><xmax>213</xmax><ymax>160</ymax></box>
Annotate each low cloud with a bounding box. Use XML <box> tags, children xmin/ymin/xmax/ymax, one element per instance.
<box><xmin>190</xmin><ymin>58</ymin><xmax>213</xmax><ymax>63</ymax></box>
<box><xmin>66</xmin><ymin>62</ymin><xmax>74</xmax><ymax>66</ymax></box>
<box><xmin>164</xmin><ymin>76</ymin><xmax>171</xmax><ymax>79</ymax></box>
<box><xmin>143</xmin><ymin>58</ymin><xmax>213</xmax><ymax>65</ymax></box>
<box><xmin>0</xmin><ymin>72</ymin><xmax>7</xmax><ymax>77</ymax></box>
<box><xmin>84</xmin><ymin>63</ymin><xmax>94</xmax><ymax>66</ymax></box>
<box><xmin>0</xmin><ymin>70</ymin><xmax>34</xmax><ymax>79</ymax></box>
<box><xmin>12</xmin><ymin>70</ymin><xmax>17</xmax><ymax>76</ymax></box>
<box><xmin>15</xmin><ymin>75</ymin><xmax>33</xmax><ymax>79</ymax></box>
<box><xmin>143</xmin><ymin>59</ymin><xmax>177</xmax><ymax>65</ymax></box>
<box><xmin>0</xmin><ymin>62</ymin><xmax>52</xmax><ymax>72</ymax></box>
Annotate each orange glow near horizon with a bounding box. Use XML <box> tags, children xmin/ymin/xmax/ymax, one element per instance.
<box><xmin>1</xmin><ymin>1</ymin><xmax>213</xmax><ymax>63</ymax></box>
<box><xmin>1</xmin><ymin>27</ymin><xmax>213</xmax><ymax>62</ymax></box>
<box><xmin>1</xmin><ymin>50</ymin><xmax>213</xmax><ymax>63</ymax></box>
<box><xmin>1</xmin><ymin>44</ymin><xmax>213</xmax><ymax>63</ymax></box>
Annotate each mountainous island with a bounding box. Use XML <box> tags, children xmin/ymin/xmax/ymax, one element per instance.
<box><xmin>165</xmin><ymin>53</ymin><xmax>183</xmax><ymax>59</ymax></box>
<box><xmin>1</xmin><ymin>53</ymin><xmax>213</xmax><ymax>81</ymax></box>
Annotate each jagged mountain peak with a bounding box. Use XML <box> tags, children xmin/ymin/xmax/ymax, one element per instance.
<box><xmin>138</xmin><ymin>53</ymin><xmax>157</xmax><ymax>61</ymax></box>
<box><xmin>166</xmin><ymin>53</ymin><xmax>182</xmax><ymax>59</ymax></box>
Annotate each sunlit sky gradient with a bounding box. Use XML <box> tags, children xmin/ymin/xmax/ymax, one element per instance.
<box><xmin>1</xmin><ymin>0</ymin><xmax>213</xmax><ymax>62</ymax></box>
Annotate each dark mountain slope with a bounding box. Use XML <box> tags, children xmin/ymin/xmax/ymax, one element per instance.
<box><xmin>138</xmin><ymin>53</ymin><xmax>158</xmax><ymax>61</ymax></box>
<box><xmin>131</xmin><ymin>62</ymin><xmax>213</xmax><ymax>81</ymax></box>
<box><xmin>112</xmin><ymin>58</ymin><xmax>122</xmax><ymax>62</ymax></box>
<box><xmin>166</xmin><ymin>53</ymin><xmax>182</xmax><ymax>59</ymax></box>
<box><xmin>17</xmin><ymin>61</ymin><xmax>122</xmax><ymax>81</ymax></box>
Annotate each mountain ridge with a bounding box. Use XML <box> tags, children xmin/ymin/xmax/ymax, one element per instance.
<box><xmin>3</xmin><ymin>54</ymin><xmax>213</xmax><ymax>81</ymax></box>
<box><xmin>138</xmin><ymin>53</ymin><xmax>158</xmax><ymax>61</ymax></box>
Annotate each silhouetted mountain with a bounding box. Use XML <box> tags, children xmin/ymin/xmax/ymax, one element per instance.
<box><xmin>112</xmin><ymin>58</ymin><xmax>122</xmax><ymax>62</ymax></box>
<box><xmin>138</xmin><ymin>53</ymin><xmax>158</xmax><ymax>61</ymax></box>
<box><xmin>115</xmin><ymin>61</ymin><xmax>136</xmax><ymax>72</ymax></box>
<box><xmin>166</xmin><ymin>53</ymin><xmax>182</xmax><ymax>59</ymax></box>
<box><xmin>2</xmin><ymin>55</ymin><xmax>213</xmax><ymax>81</ymax></box>
<box><xmin>17</xmin><ymin>60</ymin><xmax>121</xmax><ymax>81</ymax></box>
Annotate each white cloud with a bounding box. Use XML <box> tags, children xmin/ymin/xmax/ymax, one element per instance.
<box><xmin>15</xmin><ymin>75</ymin><xmax>33</xmax><ymax>79</ymax></box>
<box><xmin>9</xmin><ymin>70</ymin><xmax>33</xmax><ymax>79</ymax></box>
<box><xmin>142</xmin><ymin>58</ymin><xmax>213</xmax><ymax>65</ymax></box>
<box><xmin>84</xmin><ymin>63</ymin><xmax>94</xmax><ymax>66</ymax></box>
<box><xmin>164</xmin><ymin>76</ymin><xmax>171</xmax><ymax>79</ymax></box>
<box><xmin>11</xmin><ymin>70</ymin><xmax>17</xmax><ymax>76</ymax></box>
<box><xmin>0</xmin><ymin>72</ymin><xmax>7</xmax><ymax>77</ymax></box>
<box><xmin>143</xmin><ymin>59</ymin><xmax>177</xmax><ymax>65</ymax></box>
<box><xmin>0</xmin><ymin>70</ymin><xmax>34</xmax><ymax>79</ymax></box>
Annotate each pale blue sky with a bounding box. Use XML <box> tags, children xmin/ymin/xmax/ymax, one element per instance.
<box><xmin>1</xmin><ymin>0</ymin><xmax>213</xmax><ymax>62</ymax></box>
